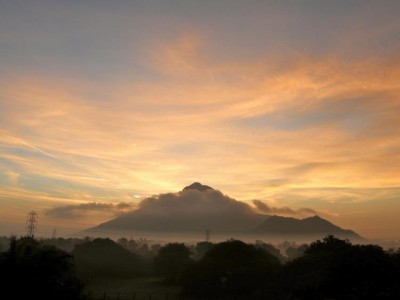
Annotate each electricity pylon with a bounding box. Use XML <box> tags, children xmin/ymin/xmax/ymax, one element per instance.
<box><xmin>26</xmin><ymin>211</ymin><xmax>38</xmax><ymax>238</ymax></box>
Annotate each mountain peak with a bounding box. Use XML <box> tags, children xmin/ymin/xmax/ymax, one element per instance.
<box><xmin>183</xmin><ymin>182</ymin><xmax>214</xmax><ymax>192</ymax></box>
<box><xmin>308</xmin><ymin>215</ymin><xmax>322</xmax><ymax>220</ymax></box>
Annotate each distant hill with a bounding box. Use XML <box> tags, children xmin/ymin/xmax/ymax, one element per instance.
<box><xmin>253</xmin><ymin>215</ymin><xmax>364</xmax><ymax>241</ymax></box>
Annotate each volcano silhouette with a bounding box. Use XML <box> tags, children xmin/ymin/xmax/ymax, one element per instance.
<box><xmin>79</xmin><ymin>182</ymin><xmax>364</xmax><ymax>241</ymax></box>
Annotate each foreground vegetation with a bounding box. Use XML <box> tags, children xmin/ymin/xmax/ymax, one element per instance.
<box><xmin>0</xmin><ymin>237</ymin><xmax>85</xmax><ymax>300</ymax></box>
<box><xmin>1</xmin><ymin>235</ymin><xmax>400</xmax><ymax>299</ymax></box>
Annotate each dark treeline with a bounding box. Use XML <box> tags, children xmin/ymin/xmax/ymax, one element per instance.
<box><xmin>1</xmin><ymin>235</ymin><xmax>400</xmax><ymax>299</ymax></box>
<box><xmin>180</xmin><ymin>237</ymin><xmax>400</xmax><ymax>299</ymax></box>
<box><xmin>0</xmin><ymin>237</ymin><xmax>85</xmax><ymax>300</ymax></box>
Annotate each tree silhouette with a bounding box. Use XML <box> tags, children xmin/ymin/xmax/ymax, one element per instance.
<box><xmin>255</xmin><ymin>240</ymin><xmax>284</xmax><ymax>262</ymax></box>
<box><xmin>285</xmin><ymin>243</ymin><xmax>308</xmax><ymax>261</ymax></box>
<box><xmin>154</xmin><ymin>243</ymin><xmax>192</xmax><ymax>283</ymax></box>
<box><xmin>0</xmin><ymin>236</ymin><xmax>85</xmax><ymax>300</ymax></box>
<box><xmin>72</xmin><ymin>238</ymin><xmax>146</xmax><ymax>279</ymax></box>
<box><xmin>182</xmin><ymin>239</ymin><xmax>281</xmax><ymax>298</ymax></box>
<box><xmin>283</xmin><ymin>235</ymin><xmax>400</xmax><ymax>299</ymax></box>
<box><xmin>194</xmin><ymin>241</ymin><xmax>214</xmax><ymax>260</ymax></box>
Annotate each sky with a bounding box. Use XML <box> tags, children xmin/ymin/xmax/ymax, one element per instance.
<box><xmin>1</xmin><ymin>0</ymin><xmax>400</xmax><ymax>240</ymax></box>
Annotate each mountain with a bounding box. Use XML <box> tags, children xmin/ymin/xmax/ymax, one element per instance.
<box><xmin>254</xmin><ymin>215</ymin><xmax>364</xmax><ymax>240</ymax></box>
<box><xmin>78</xmin><ymin>183</ymin><xmax>364</xmax><ymax>242</ymax></box>
<box><xmin>80</xmin><ymin>183</ymin><xmax>267</xmax><ymax>237</ymax></box>
<box><xmin>183</xmin><ymin>182</ymin><xmax>213</xmax><ymax>192</ymax></box>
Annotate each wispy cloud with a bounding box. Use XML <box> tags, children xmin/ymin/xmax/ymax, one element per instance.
<box><xmin>252</xmin><ymin>200</ymin><xmax>319</xmax><ymax>217</ymax></box>
<box><xmin>1</xmin><ymin>54</ymin><xmax>400</xmax><ymax>202</ymax></box>
<box><xmin>45</xmin><ymin>202</ymin><xmax>137</xmax><ymax>219</ymax></box>
<box><xmin>150</xmin><ymin>33</ymin><xmax>205</xmax><ymax>76</ymax></box>
<box><xmin>7</xmin><ymin>135</ymin><xmax>58</xmax><ymax>159</ymax></box>
<box><xmin>1</xmin><ymin>1</ymin><xmax>400</xmax><ymax>238</ymax></box>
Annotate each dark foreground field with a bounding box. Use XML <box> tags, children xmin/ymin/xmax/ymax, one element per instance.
<box><xmin>2</xmin><ymin>235</ymin><xmax>400</xmax><ymax>300</ymax></box>
<box><xmin>85</xmin><ymin>277</ymin><xmax>182</xmax><ymax>300</ymax></box>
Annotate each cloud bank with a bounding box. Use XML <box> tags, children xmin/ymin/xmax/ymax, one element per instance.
<box><xmin>138</xmin><ymin>189</ymin><xmax>253</xmax><ymax>215</ymax></box>
<box><xmin>46</xmin><ymin>202</ymin><xmax>137</xmax><ymax>219</ymax></box>
<box><xmin>90</xmin><ymin>188</ymin><xmax>267</xmax><ymax>233</ymax></box>
<box><xmin>252</xmin><ymin>200</ymin><xmax>318</xmax><ymax>217</ymax></box>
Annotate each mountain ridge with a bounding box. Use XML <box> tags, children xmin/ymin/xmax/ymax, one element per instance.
<box><xmin>254</xmin><ymin>214</ymin><xmax>363</xmax><ymax>240</ymax></box>
<box><xmin>81</xmin><ymin>183</ymin><xmax>267</xmax><ymax>235</ymax></box>
<box><xmin>78</xmin><ymin>182</ymin><xmax>364</xmax><ymax>242</ymax></box>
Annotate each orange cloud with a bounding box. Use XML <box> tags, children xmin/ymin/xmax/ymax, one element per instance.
<box><xmin>1</xmin><ymin>51</ymin><xmax>400</xmax><ymax>237</ymax></box>
<box><xmin>151</xmin><ymin>33</ymin><xmax>205</xmax><ymax>76</ymax></box>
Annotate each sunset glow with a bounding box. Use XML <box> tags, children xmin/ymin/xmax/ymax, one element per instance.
<box><xmin>1</xmin><ymin>1</ymin><xmax>400</xmax><ymax>239</ymax></box>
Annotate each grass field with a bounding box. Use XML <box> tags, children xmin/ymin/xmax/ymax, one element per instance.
<box><xmin>84</xmin><ymin>277</ymin><xmax>183</xmax><ymax>300</ymax></box>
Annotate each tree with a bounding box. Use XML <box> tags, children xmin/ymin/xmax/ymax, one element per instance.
<box><xmin>182</xmin><ymin>239</ymin><xmax>281</xmax><ymax>298</ymax></box>
<box><xmin>72</xmin><ymin>238</ymin><xmax>146</xmax><ymax>279</ymax></box>
<box><xmin>154</xmin><ymin>243</ymin><xmax>192</xmax><ymax>283</ymax></box>
<box><xmin>0</xmin><ymin>236</ymin><xmax>85</xmax><ymax>300</ymax></box>
<box><xmin>255</xmin><ymin>240</ymin><xmax>284</xmax><ymax>262</ymax></box>
<box><xmin>285</xmin><ymin>244</ymin><xmax>308</xmax><ymax>261</ymax></box>
<box><xmin>283</xmin><ymin>235</ymin><xmax>400</xmax><ymax>299</ymax></box>
<box><xmin>194</xmin><ymin>241</ymin><xmax>213</xmax><ymax>260</ymax></box>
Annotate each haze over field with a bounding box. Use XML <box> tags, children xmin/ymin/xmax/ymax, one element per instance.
<box><xmin>1</xmin><ymin>1</ymin><xmax>400</xmax><ymax>240</ymax></box>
